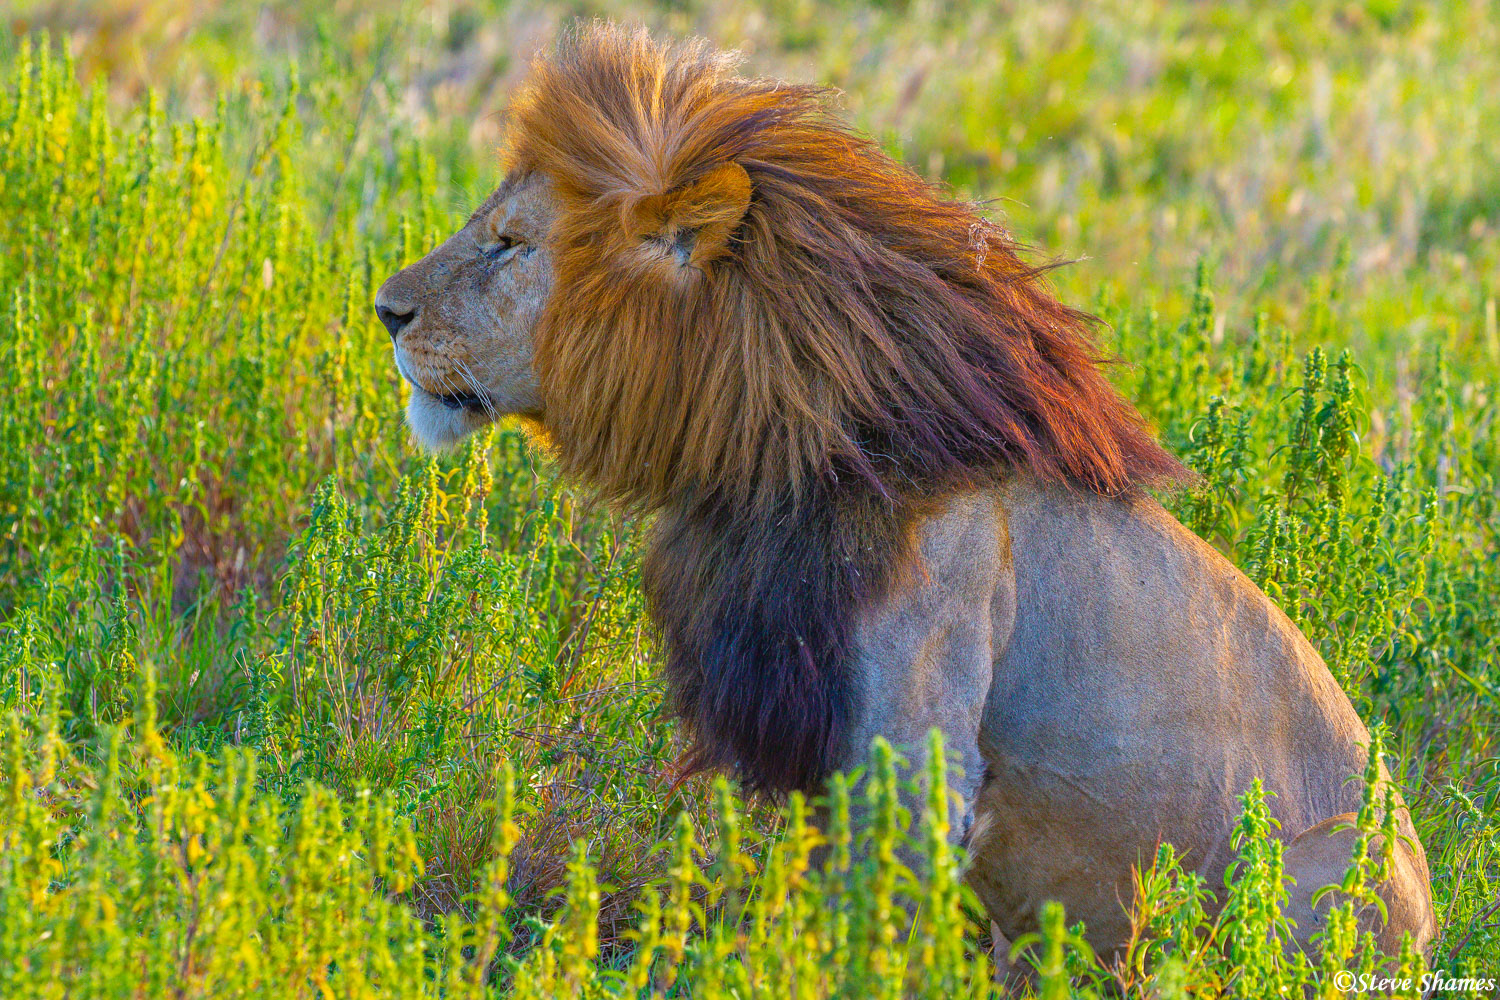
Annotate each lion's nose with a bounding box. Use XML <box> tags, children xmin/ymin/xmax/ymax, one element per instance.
<box><xmin>373</xmin><ymin>290</ymin><xmax>417</xmax><ymax>340</ymax></box>
<box><xmin>375</xmin><ymin>303</ymin><xmax>416</xmax><ymax>340</ymax></box>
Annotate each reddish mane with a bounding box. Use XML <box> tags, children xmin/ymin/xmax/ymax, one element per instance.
<box><xmin>503</xmin><ymin>24</ymin><xmax>1185</xmax><ymax>793</ymax></box>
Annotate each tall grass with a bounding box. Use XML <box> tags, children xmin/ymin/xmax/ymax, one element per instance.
<box><xmin>1</xmin><ymin>3</ymin><xmax>1497</xmax><ymax>996</ymax></box>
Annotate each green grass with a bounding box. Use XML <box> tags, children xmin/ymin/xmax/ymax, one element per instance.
<box><xmin>0</xmin><ymin>2</ymin><xmax>1497</xmax><ymax>996</ymax></box>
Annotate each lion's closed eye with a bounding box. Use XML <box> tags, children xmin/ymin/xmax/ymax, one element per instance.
<box><xmin>479</xmin><ymin>234</ymin><xmax>524</xmax><ymax>262</ymax></box>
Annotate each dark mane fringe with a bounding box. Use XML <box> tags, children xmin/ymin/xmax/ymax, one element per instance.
<box><xmin>505</xmin><ymin>24</ymin><xmax>1187</xmax><ymax>795</ymax></box>
<box><xmin>643</xmin><ymin>483</ymin><xmax>921</xmax><ymax>795</ymax></box>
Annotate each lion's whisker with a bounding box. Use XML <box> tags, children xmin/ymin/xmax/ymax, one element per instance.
<box><xmin>454</xmin><ymin>358</ymin><xmax>500</xmax><ymax>419</ymax></box>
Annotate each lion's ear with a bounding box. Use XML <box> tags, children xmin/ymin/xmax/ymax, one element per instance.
<box><xmin>627</xmin><ymin>162</ymin><xmax>751</xmax><ymax>274</ymax></box>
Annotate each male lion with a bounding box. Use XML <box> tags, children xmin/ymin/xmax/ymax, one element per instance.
<box><xmin>374</xmin><ymin>24</ymin><xmax>1435</xmax><ymax>957</ymax></box>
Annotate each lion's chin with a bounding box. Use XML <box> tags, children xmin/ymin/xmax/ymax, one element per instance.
<box><xmin>405</xmin><ymin>386</ymin><xmax>492</xmax><ymax>451</ymax></box>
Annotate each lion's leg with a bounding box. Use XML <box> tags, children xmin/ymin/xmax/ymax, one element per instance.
<box><xmin>813</xmin><ymin>492</ymin><xmax>1012</xmax><ymax>924</ymax></box>
<box><xmin>1282</xmin><ymin>813</ymin><xmax>1438</xmax><ymax>957</ymax></box>
<box><xmin>990</xmin><ymin>921</ymin><xmax>1017</xmax><ymax>985</ymax></box>
<box><xmin>815</xmin><ymin>721</ymin><xmax>989</xmax><ymax>877</ymax></box>
<box><xmin>837</xmin><ymin>495</ymin><xmax>1007</xmax><ymax>871</ymax></box>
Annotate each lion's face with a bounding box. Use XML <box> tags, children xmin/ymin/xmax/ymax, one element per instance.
<box><xmin>374</xmin><ymin>173</ymin><xmax>557</xmax><ymax>449</ymax></box>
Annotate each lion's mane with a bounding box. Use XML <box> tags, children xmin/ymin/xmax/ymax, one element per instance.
<box><xmin>504</xmin><ymin>25</ymin><xmax>1185</xmax><ymax>794</ymax></box>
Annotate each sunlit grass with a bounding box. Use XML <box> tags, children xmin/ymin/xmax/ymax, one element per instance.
<box><xmin>0</xmin><ymin>4</ymin><xmax>1496</xmax><ymax>996</ymax></box>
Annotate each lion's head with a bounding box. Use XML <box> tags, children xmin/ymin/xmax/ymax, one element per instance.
<box><xmin>376</xmin><ymin>23</ymin><xmax>1185</xmax><ymax>794</ymax></box>
<box><xmin>375</xmin><ymin>173</ymin><xmax>557</xmax><ymax>450</ymax></box>
<box><xmin>378</xmin><ymin>23</ymin><xmax>1180</xmax><ymax>508</ymax></box>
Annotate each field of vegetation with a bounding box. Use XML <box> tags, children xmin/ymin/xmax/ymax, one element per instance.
<box><xmin>1</xmin><ymin>1</ymin><xmax>1496</xmax><ymax>996</ymax></box>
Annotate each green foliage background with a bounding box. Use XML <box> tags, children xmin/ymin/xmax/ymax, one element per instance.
<box><xmin>0</xmin><ymin>1</ymin><xmax>1496</xmax><ymax>996</ymax></box>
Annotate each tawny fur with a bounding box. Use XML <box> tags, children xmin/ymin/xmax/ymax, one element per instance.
<box><xmin>501</xmin><ymin>26</ymin><xmax>1184</xmax><ymax>515</ymax></box>
<box><xmin>496</xmin><ymin>26</ymin><xmax>1186</xmax><ymax>793</ymax></box>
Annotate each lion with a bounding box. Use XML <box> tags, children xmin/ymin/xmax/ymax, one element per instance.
<box><xmin>373</xmin><ymin>24</ymin><xmax>1436</xmax><ymax>958</ymax></box>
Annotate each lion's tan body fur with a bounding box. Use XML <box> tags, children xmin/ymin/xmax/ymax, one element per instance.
<box><xmin>856</xmin><ymin>477</ymin><xmax>1435</xmax><ymax>954</ymax></box>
